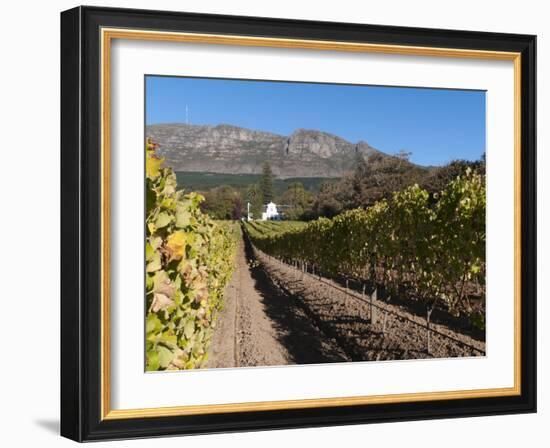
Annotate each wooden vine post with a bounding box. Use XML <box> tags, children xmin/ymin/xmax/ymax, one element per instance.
<box><xmin>370</xmin><ymin>288</ymin><xmax>377</xmax><ymax>324</ymax></box>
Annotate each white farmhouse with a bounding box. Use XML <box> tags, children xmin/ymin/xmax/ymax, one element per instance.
<box><xmin>261</xmin><ymin>202</ymin><xmax>280</xmax><ymax>221</ymax></box>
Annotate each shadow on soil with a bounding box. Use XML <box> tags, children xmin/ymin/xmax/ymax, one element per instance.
<box><xmin>242</xmin><ymin>233</ymin><xmax>349</xmax><ymax>365</ymax></box>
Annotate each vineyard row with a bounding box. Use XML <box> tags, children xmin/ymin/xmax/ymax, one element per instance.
<box><xmin>245</xmin><ymin>171</ymin><xmax>485</xmax><ymax>326</ymax></box>
<box><xmin>145</xmin><ymin>138</ymin><xmax>239</xmax><ymax>371</ymax></box>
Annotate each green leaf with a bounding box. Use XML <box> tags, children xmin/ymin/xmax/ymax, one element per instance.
<box><xmin>157</xmin><ymin>345</ymin><xmax>174</xmax><ymax>369</ymax></box>
<box><xmin>184</xmin><ymin>320</ymin><xmax>195</xmax><ymax>339</ymax></box>
<box><xmin>146</xmin><ymin>314</ymin><xmax>162</xmax><ymax>334</ymax></box>
<box><xmin>175</xmin><ymin>209</ymin><xmax>191</xmax><ymax>228</ymax></box>
<box><xmin>146</xmin><ymin>349</ymin><xmax>160</xmax><ymax>371</ymax></box>
<box><xmin>161</xmin><ymin>331</ymin><xmax>178</xmax><ymax>345</ymax></box>
<box><xmin>145</xmin><ymin>241</ymin><xmax>154</xmax><ymax>261</ymax></box>
<box><xmin>155</xmin><ymin>212</ymin><xmax>172</xmax><ymax>229</ymax></box>
<box><xmin>146</xmin><ymin>252</ymin><xmax>162</xmax><ymax>272</ymax></box>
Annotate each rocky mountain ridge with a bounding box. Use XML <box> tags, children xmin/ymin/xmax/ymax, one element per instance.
<box><xmin>146</xmin><ymin>123</ymin><xmax>391</xmax><ymax>178</ymax></box>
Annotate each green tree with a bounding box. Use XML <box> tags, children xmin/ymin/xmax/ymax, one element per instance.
<box><xmin>246</xmin><ymin>183</ymin><xmax>263</xmax><ymax>219</ymax></box>
<box><xmin>313</xmin><ymin>180</ymin><xmax>345</xmax><ymax>218</ymax></box>
<box><xmin>260</xmin><ymin>161</ymin><xmax>275</xmax><ymax>204</ymax></box>
<box><xmin>279</xmin><ymin>182</ymin><xmax>314</xmax><ymax>220</ymax></box>
<box><xmin>201</xmin><ymin>185</ymin><xmax>244</xmax><ymax>220</ymax></box>
<box><xmin>310</xmin><ymin>153</ymin><xmax>427</xmax><ymax>219</ymax></box>
<box><xmin>421</xmin><ymin>158</ymin><xmax>486</xmax><ymax>198</ymax></box>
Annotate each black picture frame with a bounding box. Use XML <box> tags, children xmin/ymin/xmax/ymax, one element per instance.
<box><xmin>61</xmin><ymin>5</ymin><xmax>536</xmax><ymax>442</ymax></box>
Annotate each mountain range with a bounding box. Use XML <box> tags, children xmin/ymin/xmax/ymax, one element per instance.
<box><xmin>146</xmin><ymin>123</ymin><xmax>402</xmax><ymax>179</ymax></box>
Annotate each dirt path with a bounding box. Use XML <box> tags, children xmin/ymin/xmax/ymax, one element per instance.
<box><xmin>207</xmin><ymin>237</ymin><xmax>348</xmax><ymax>369</ymax></box>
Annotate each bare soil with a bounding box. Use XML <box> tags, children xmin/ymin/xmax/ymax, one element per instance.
<box><xmin>207</xmin><ymin>238</ymin><xmax>348</xmax><ymax>368</ymax></box>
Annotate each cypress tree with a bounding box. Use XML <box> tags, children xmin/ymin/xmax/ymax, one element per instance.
<box><xmin>260</xmin><ymin>161</ymin><xmax>274</xmax><ymax>203</ymax></box>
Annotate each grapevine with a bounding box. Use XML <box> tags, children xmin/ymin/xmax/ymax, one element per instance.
<box><xmin>145</xmin><ymin>138</ymin><xmax>238</xmax><ymax>370</ymax></box>
<box><xmin>246</xmin><ymin>171</ymin><xmax>485</xmax><ymax>322</ymax></box>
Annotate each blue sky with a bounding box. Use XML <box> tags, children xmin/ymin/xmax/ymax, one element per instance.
<box><xmin>146</xmin><ymin>76</ymin><xmax>486</xmax><ymax>166</ymax></box>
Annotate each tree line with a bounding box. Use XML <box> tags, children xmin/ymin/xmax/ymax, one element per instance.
<box><xmin>199</xmin><ymin>152</ymin><xmax>485</xmax><ymax>221</ymax></box>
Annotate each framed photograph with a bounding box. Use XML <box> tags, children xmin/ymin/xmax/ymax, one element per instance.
<box><xmin>60</xmin><ymin>6</ymin><xmax>536</xmax><ymax>441</ymax></box>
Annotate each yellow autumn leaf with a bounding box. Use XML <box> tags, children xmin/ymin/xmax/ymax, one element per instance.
<box><xmin>165</xmin><ymin>231</ymin><xmax>188</xmax><ymax>262</ymax></box>
<box><xmin>146</xmin><ymin>154</ymin><xmax>164</xmax><ymax>179</ymax></box>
